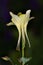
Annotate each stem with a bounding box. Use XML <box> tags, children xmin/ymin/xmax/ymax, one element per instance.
<box><xmin>21</xmin><ymin>27</ymin><xmax>25</xmax><ymax>65</ymax></box>
<box><xmin>22</xmin><ymin>36</ymin><xmax>25</xmax><ymax>65</ymax></box>
<box><xmin>22</xmin><ymin>37</ymin><xmax>25</xmax><ymax>57</ymax></box>
<box><xmin>22</xmin><ymin>49</ymin><xmax>24</xmax><ymax>65</ymax></box>
<box><xmin>9</xmin><ymin>59</ymin><xmax>14</xmax><ymax>65</ymax></box>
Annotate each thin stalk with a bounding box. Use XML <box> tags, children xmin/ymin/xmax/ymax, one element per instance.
<box><xmin>22</xmin><ymin>36</ymin><xmax>25</xmax><ymax>65</ymax></box>
<box><xmin>9</xmin><ymin>58</ymin><xmax>14</xmax><ymax>65</ymax></box>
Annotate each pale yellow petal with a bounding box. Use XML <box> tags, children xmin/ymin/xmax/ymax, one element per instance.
<box><xmin>10</xmin><ymin>12</ymin><xmax>20</xmax><ymax>22</ymax></box>
<box><xmin>26</xmin><ymin>10</ymin><xmax>31</xmax><ymax>18</ymax></box>
<box><xmin>24</xmin><ymin>26</ymin><xmax>31</xmax><ymax>48</ymax></box>
<box><xmin>10</xmin><ymin>12</ymin><xmax>14</xmax><ymax>17</ymax></box>
<box><xmin>6</xmin><ymin>22</ymin><xmax>14</xmax><ymax>26</ymax></box>
<box><xmin>16</xmin><ymin>29</ymin><xmax>21</xmax><ymax>51</ymax></box>
<box><xmin>29</xmin><ymin>17</ymin><xmax>35</xmax><ymax>21</ymax></box>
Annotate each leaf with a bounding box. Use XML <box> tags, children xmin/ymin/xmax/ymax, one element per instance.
<box><xmin>19</xmin><ymin>57</ymin><xmax>32</xmax><ymax>64</ymax></box>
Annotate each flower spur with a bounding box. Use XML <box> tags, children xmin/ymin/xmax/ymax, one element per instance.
<box><xmin>7</xmin><ymin>10</ymin><xmax>34</xmax><ymax>51</ymax></box>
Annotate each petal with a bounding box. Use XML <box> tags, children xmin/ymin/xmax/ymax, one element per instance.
<box><xmin>10</xmin><ymin>12</ymin><xmax>21</xmax><ymax>27</ymax></box>
<box><xmin>29</xmin><ymin>17</ymin><xmax>35</xmax><ymax>21</ymax></box>
<box><xmin>16</xmin><ymin>28</ymin><xmax>21</xmax><ymax>51</ymax></box>
<box><xmin>26</xmin><ymin>10</ymin><xmax>31</xmax><ymax>18</ymax></box>
<box><xmin>10</xmin><ymin>12</ymin><xmax>20</xmax><ymax>22</ymax></box>
<box><xmin>6</xmin><ymin>22</ymin><xmax>14</xmax><ymax>26</ymax></box>
<box><xmin>9</xmin><ymin>12</ymin><xmax>21</xmax><ymax>51</ymax></box>
<box><xmin>10</xmin><ymin>12</ymin><xmax>14</xmax><ymax>17</ymax></box>
<box><xmin>24</xmin><ymin>26</ymin><xmax>31</xmax><ymax>48</ymax></box>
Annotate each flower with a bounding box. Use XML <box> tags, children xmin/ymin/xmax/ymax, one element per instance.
<box><xmin>7</xmin><ymin>10</ymin><xmax>34</xmax><ymax>51</ymax></box>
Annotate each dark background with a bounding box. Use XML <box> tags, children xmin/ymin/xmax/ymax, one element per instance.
<box><xmin>0</xmin><ymin>0</ymin><xmax>43</xmax><ymax>65</ymax></box>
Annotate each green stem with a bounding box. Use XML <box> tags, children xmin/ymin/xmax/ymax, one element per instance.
<box><xmin>22</xmin><ymin>37</ymin><xmax>25</xmax><ymax>65</ymax></box>
<box><xmin>22</xmin><ymin>49</ymin><xmax>24</xmax><ymax>65</ymax></box>
<box><xmin>21</xmin><ymin>28</ymin><xmax>25</xmax><ymax>65</ymax></box>
<box><xmin>9</xmin><ymin>58</ymin><xmax>14</xmax><ymax>65</ymax></box>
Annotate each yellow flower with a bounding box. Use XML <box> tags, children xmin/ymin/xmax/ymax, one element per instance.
<box><xmin>7</xmin><ymin>10</ymin><xmax>34</xmax><ymax>51</ymax></box>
